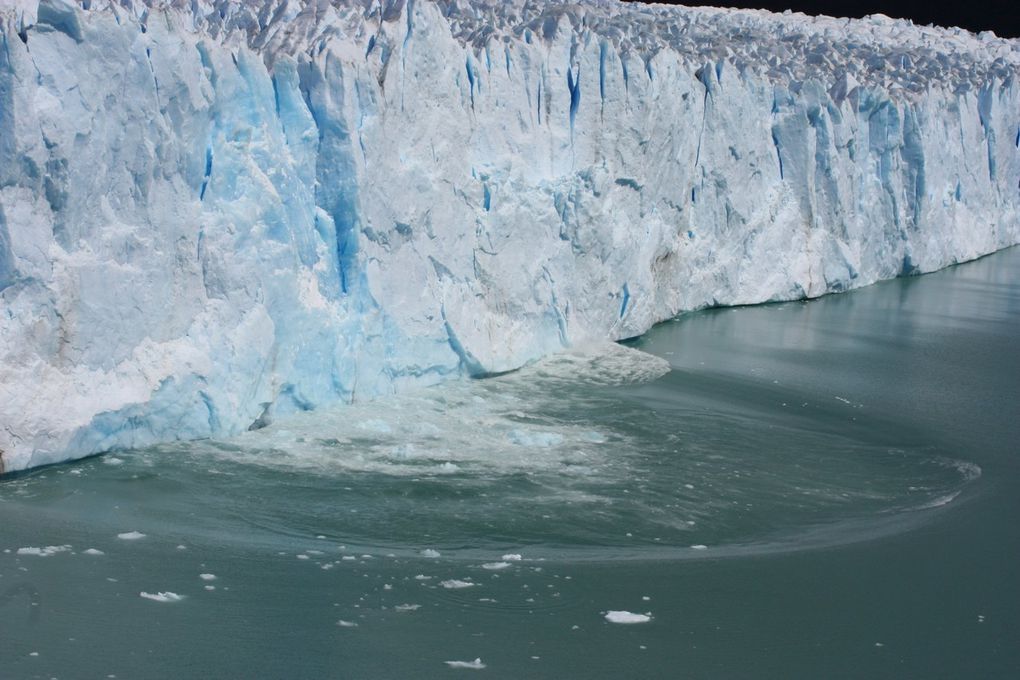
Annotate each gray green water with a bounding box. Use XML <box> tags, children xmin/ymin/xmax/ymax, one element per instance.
<box><xmin>2</xmin><ymin>248</ymin><xmax>1018</xmax><ymax>679</ymax></box>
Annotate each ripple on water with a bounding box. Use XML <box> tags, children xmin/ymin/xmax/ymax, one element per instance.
<box><xmin>3</xmin><ymin>343</ymin><xmax>981</xmax><ymax>561</ymax></box>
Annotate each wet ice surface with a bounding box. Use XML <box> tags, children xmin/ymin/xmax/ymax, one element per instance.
<box><xmin>445</xmin><ymin>658</ymin><xmax>486</xmax><ymax>670</ymax></box>
<box><xmin>605</xmin><ymin>611</ymin><xmax>652</xmax><ymax>624</ymax></box>
<box><xmin>1</xmin><ymin>250</ymin><xmax>1018</xmax><ymax>678</ymax></box>
<box><xmin>139</xmin><ymin>591</ymin><xmax>184</xmax><ymax>603</ymax></box>
<box><xmin>116</xmin><ymin>532</ymin><xmax>146</xmax><ymax>541</ymax></box>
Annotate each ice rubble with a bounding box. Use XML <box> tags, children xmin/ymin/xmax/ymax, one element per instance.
<box><xmin>0</xmin><ymin>0</ymin><xmax>1018</xmax><ymax>472</ymax></box>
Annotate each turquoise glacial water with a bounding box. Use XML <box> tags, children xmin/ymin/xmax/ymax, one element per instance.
<box><xmin>1</xmin><ymin>247</ymin><xmax>1018</xmax><ymax>678</ymax></box>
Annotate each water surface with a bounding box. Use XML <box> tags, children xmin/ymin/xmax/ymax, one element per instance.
<box><xmin>2</xmin><ymin>248</ymin><xmax>1018</xmax><ymax>678</ymax></box>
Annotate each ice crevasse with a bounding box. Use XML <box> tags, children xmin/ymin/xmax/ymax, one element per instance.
<box><xmin>0</xmin><ymin>0</ymin><xmax>1018</xmax><ymax>473</ymax></box>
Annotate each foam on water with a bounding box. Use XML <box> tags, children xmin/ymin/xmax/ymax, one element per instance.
<box><xmin>185</xmin><ymin>343</ymin><xmax>668</xmax><ymax>478</ymax></box>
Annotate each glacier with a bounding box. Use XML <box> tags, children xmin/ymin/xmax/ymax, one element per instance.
<box><xmin>0</xmin><ymin>0</ymin><xmax>1017</xmax><ymax>474</ymax></box>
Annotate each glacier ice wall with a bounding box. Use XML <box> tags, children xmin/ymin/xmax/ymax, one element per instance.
<box><xmin>1</xmin><ymin>0</ymin><xmax>1018</xmax><ymax>473</ymax></box>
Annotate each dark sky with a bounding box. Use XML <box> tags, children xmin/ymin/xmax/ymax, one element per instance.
<box><xmin>621</xmin><ymin>1</ymin><xmax>1020</xmax><ymax>38</ymax></box>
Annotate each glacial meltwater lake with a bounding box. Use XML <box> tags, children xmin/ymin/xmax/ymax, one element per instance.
<box><xmin>2</xmin><ymin>248</ymin><xmax>1018</xmax><ymax>679</ymax></box>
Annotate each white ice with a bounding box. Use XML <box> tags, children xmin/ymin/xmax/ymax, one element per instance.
<box><xmin>1</xmin><ymin>0</ymin><xmax>1017</xmax><ymax>472</ymax></box>
<box><xmin>16</xmin><ymin>545</ymin><xmax>71</xmax><ymax>557</ymax></box>
<box><xmin>605</xmin><ymin>611</ymin><xmax>652</xmax><ymax>624</ymax></box>
<box><xmin>445</xmin><ymin>658</ymin><xmax>486</xmax><ymax>670</ymax></box>
<box><xmin>139</xmin><ymin>591</ymin><xmax>184</xmax><ymax>603</ymax></box>
<box><xmin>116</xmin><ymin>532</ymin><xmax>146</xmax><ymax>540</ymax></box>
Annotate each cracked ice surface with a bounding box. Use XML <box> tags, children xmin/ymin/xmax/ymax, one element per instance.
<box><xmin>1</xmin><ymin>0</ymin><xmax>1018</xmax><ymax>472</ymax></box>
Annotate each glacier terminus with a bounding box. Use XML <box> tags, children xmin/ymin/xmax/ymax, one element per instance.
<box><xmin>0</xmin><ymin>0</ymin><xmax>1018</xmax><ymax>473</ymax></box>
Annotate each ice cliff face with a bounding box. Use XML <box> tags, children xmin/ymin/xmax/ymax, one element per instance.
<box><xmin>1</xmin><ymin>0</ymin><xmax>1018</xmax><ymax>473</ymax></box>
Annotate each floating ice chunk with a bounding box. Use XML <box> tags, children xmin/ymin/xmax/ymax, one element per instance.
<box><xmin>501</xmin><ymin>554</ymin><xmax>523</xmax><ymax>561</ymax></box>
<box><xmin>359</xmin><ymin>419</ymin><xmax>393</xmax><ymax>434</ymax></box>
<box><xmin>414</xmin><ymin>574</ymin><xmax>433</xmax><ymax>580</ymax></box>
<box><xmin>605</xmin><ymin>611</ymin><xmax>651</xmax><ymax>624</ymax></box>
<box><xmin>389</xmin><ymin>443</ymin><xmax>419</xmax><ymax>460</ymax></box>
<box><xmin>690</xmin><ymin>544</ymin><xmax>708</xmax><ymax>550</ymax></box>
<box><xmin>440</xmin><ymin>579</ymin><xmax>476</xmax><ymax>589</ymax></box>
<box><xmin>83</xmin><ymin>548</ymin><xmax>105</xmax><ymax>556</ymax></box>
<box><xmin>140</xmin><ymin>592</ymin><xmax>184</xmax><ymax>603</ymax></box>
<box><xmin>421</xmin><ymin>549</ymin><xmax>441</xmax><ymax>558</ymax></box>
<box><xmin>508</xmin><ymin>430</ymin><xmax>565</xmax><ymax>448</ymax></box>
<box><xmin>199</xmin><ymin>574</ymin><xmax>217</xmax><ymax>581</ymax></box>
<box><xmin>481</xmin><ymin>562</ymin><xmax>511</xmax><ymax>570</ymax></box>
<box><xmin>337</xmin><ymin>620</ymin><xmax>358</xmax><ymax>628</ymax></box>
<box><xmin>445</xmin><ymin>658</ymin><xmax>486</xmax><ymax>669</ymax></box>
<box><xmin>395</xmin><ymin>604</ymin><xmax>421</xmax><ymax>612</ymax></box>
<box><xmin>117</xmin><ymin>532</ymin><xmax>146</xmax><ymax>540</ymax></box>
<box><xmin>17</xmin><ymin>545</ymin><xmax>71</xmax><ymax>557</ymax></box>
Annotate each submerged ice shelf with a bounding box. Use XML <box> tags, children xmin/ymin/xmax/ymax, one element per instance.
<box><xmin>1</xmin><ymin>0</ymin><xmax>1018</xmax><ymax>473</ymax></box>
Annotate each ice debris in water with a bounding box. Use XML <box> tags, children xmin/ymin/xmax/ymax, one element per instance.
<box><xmin>17</xmin><ymin>545</ymin><xmax>71</xmax><ymax>557</ymax></box>
<box><xmin>421</xmin><ymin>549</ymin><xmax>441</xmax><ymax>558</ymax></box>
<box><xmin>83</xmin><ymin>548</ymin><xmax>105</xmax><ymax>556</ymax></box>
<box><xmin>140</xmin><ymin>592</ymin><xmax>184</xmax><ymax>603</ymax></box>
<box><xmin>440</xmin><ymin>579</ymin><xmax>476</xmax><ymax>589</ymax></box>
<box><xmin>507</xmin><ymin>430</ymin><xmax>565</xmax><ymax>448</ymax></box>
<box><xmin>117</xmin><ymin>532</ymin><xmax>146</xmax><ymax>540</ymax></box>
<box><xmin>337</xmin><ymin>620</ymin><xmax>359</xmax><ymax>628</ymax></box>
<box><xmin>501</xmin><ymin>554</ymin><xmax>523</xmax><ymax>561</ymax></box>
<box><xmin>605</xmin><ymin>611</ymin><xmax>652</xmax><ymax>624</ymax></box>
<box><xmin>199</xmin><ymin>574</ymin><xmax>217</xmax><ymax>581</ymax></box>
<box><xmin>395</xmin><ymin>604</ymin><xmax>422</xmax><ymax>612</ymax></box>
<box><xmin>481</xmin><ymin>562</ymin><xmax>511</xmax><ymax>570</ymax></box>
<box><xmin>445</xmin><ymin>659</ymin><xmax>486</xmax><ymax>670</ymax></box>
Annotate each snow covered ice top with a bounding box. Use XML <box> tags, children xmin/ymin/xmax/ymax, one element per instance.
<box><xmin>7</xmin><ymin>0</ymin><xmax>1017</xmax><ymax>91</ymax></box>
<box><xmin>1</xmin><ymin>0</ymin><xmax>1018</xmax><ymax>472</ymax></box>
